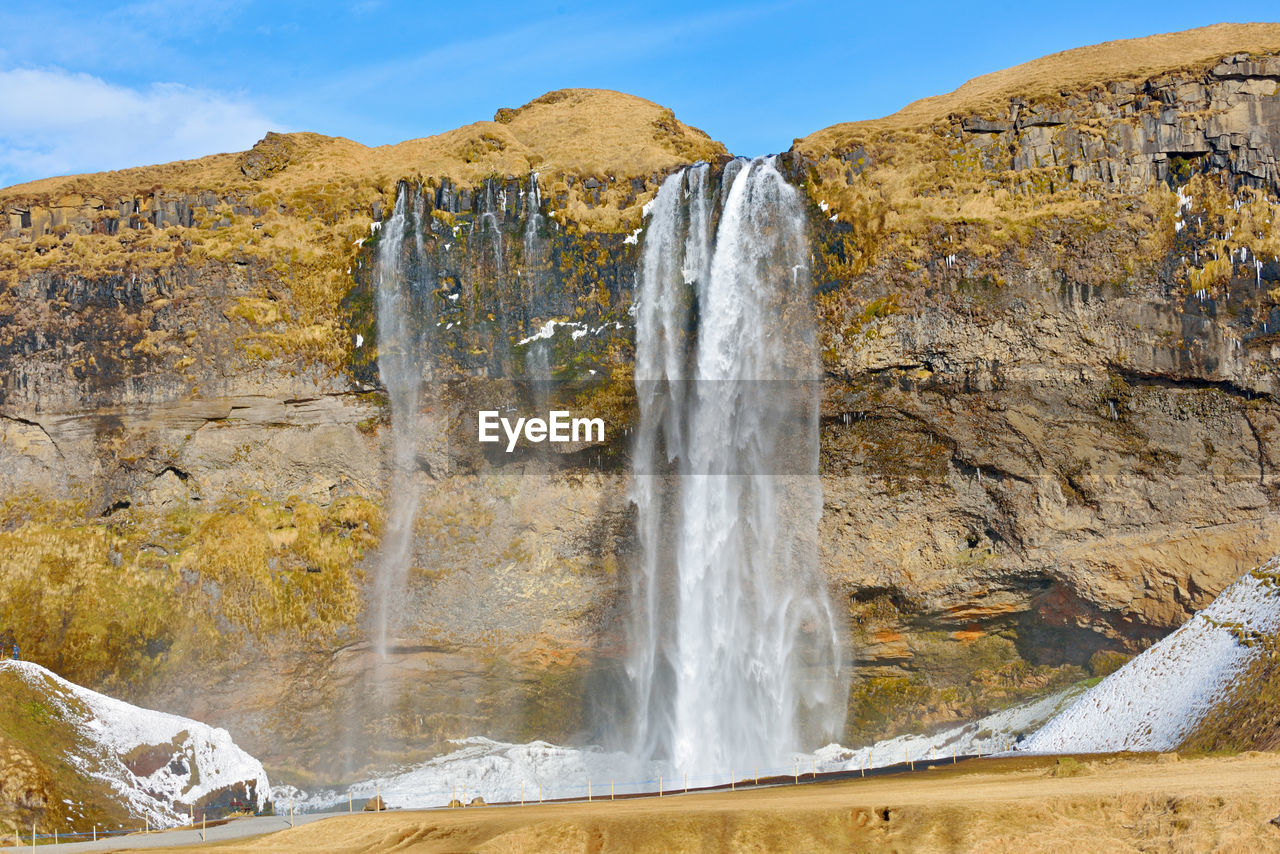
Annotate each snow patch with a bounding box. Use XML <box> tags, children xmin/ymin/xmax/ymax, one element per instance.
<box><xmin>279</xmin><ymin>686</ymin><xmax>1087</xmax><ymax>812</ymax></box>
<box><xmin>1021</xmin><ymin>565</ymin><xmax>1280</xmax><ymax>754</ymax></box>
<box><xmin>516</xmin><ymin>320</ymin><xmax>624</xmax><ymax>347</ymax></box>
<box><xmin>1</xmin><ymin>661</ymin><xmax>269</xmax><ymax>828</ymax></box>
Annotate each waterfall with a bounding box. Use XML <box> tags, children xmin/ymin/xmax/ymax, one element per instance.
<box><xmin>371</xmin><ymin>184</ymin><xmax>426</xmax><ymax>658</ymax></box>
<box><xmin>628</xmin><ymin>158</ymin><xmax>847</xmax><ymax>776</ymax></box>
<box><xmin>523</xmin><ymin>171</ymin><xmax>544</xmax><ymax>262</ymax></box>
<box><xmin>521</xmin><ymin>172</ymin><xmax>549</xmax><ymax>330</ymax></box>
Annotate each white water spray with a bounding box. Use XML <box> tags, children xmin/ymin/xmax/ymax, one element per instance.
<box><xmin>628</xmin><ymin>158</ymin><xmax>847</xmax><ymax>776</ymax></box>
<box><xmin>371</xmin><ymin>185</ymin><xmax>426</xmax><ymax>658</ymax></box>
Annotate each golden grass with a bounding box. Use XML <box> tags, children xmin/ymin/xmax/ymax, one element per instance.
<box><xmin>0</xmin><ymin>89</ymin><xmax>724</xmax><ymax>209</ymax></box>
<box><xmin>800</xmin><ymin>22</ymin><xmax>1280</xmax><ymax>151</ymax></box>
<box><xmin>0</xmin><ymin>89</ymin><xmax>724</xmax><ymax>369</ymax></box>
<box><xmin>792</xmin><ymin>25</ymin><xmax>1280</xmax><ymax>324</ymax></box>
<box><xmin>0</xmin><ymin>493</ymin><xmax>383</xmax><ymax>694</ymax></box>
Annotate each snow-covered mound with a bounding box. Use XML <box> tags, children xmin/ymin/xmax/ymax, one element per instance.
<box><xmin>279</xmin><ymin>686</ymin><xmax>1087</xmax><ymax>812</ymax></box>
<box><xmin>277</xmin><ymin>738</ymin><xmax>661</xmax><ymax>812</ymax></box>
<box><xmin>0</xmin><ymin>660</ymin><xmax>270</xmax><ymax>828</ymax></box>
<box><xmin>1021</xmin><ymin>563</ymin><xmax>1280</xmax><ymax>754</ymax></box>
<box><xmin>814</xmin><ymin>681</ymin><xmax>1090</xmax><ymax>770</ymax></box>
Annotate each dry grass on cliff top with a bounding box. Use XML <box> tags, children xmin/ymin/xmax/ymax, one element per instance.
<box><xmin>799</xmin><ymin>22</ymin><xmax>1280</xmax><ymax>153</ymax></box>
<box><xmin>0</xmin><ymin>89</ymin><xmax>723</xmax><ymax>369</ymax></box>
<box><xmin>794</xmin><ymin>23</ymin><xmax>1280</xmax><ymax>297</ymax></box>
<box><xmin>0</xmin><ymin>89</ymin><xmax>725</xmax><ymax>204</ymax></box>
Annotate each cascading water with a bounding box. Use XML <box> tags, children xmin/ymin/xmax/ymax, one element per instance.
<box><xmin>628</xmin><ymin>157</ymin><xmax>848</xmax><ymax>776</ymax></box>
<box><xmin>343</xmin><ymin>162</ymin><xmax>845</xmax><ymax>803</ymax></box>
<box><xmin>371</xmin><ymin>184</ymin><xmax>427</xmax><ymax>658</ymax></box>
<box><xmin>523</xmin><ymin>172</ymin><xmax>544</xmax><ymax>267</ymax></box>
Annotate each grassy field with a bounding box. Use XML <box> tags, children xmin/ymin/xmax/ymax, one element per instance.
<box><xmin>118</xmin><ymin>751</ymin><xmax>1280</xmax><ymax>853</ymax></box>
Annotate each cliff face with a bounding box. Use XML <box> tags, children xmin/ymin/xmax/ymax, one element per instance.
<box><xmin>793</xmin><ymin>25</ymin><xmax>1280</xmax><ymax>737</ymax></box>
<box><xmin>5</xmin><ymin>28</ymin><xmax>1280</xmax><ymax>776</ymax></box>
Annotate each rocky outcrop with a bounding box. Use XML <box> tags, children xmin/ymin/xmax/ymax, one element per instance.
<box><xmin>1</xmin><ymin>189</ymin><xmax>266</xmax><ymax>241</ymax></box>
<box><xmin>950</xmin><ymin>53</ymin><xmax>1280</xmax><ymax>193</ymax></box>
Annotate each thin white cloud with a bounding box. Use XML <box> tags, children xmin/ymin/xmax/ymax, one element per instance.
<box><xmin>0</xmin><ymin>67</ymin><xmax>279</xmax><ymax>188</ymax></box>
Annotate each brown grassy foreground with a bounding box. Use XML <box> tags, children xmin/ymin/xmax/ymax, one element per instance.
<box><xmin>125</xmin><ymin>752</ymin><xmax>1280</xmax><ymax>853</ymax></box>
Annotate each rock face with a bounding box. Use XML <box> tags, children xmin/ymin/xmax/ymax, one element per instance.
<box><xmin>4</xmin><ymin>42</ymin><xmax>1280</xmax><ymax>778</ymax></box>
<box><xmin>953</xmin><ymin>53</ymin><xmax>1280</xmax><ymax>192</ymax></box>
<box><xmin>793</xmin><ymin>39</ymin><xmax>1280</xmax><ymax>737</ymax></box>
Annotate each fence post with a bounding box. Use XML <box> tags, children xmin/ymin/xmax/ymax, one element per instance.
<box><xmin>521</xmin><ymin>781</ymin><xmax>525</xmax><ymax>806</ymax></box>
<box><xmin>659</xmin><ymin>775</ymin><xmax>663</xmax><ymax>797</ymax></box>
<box><xmin>349</xmin><ymin>791</ymin><xmax>353</xmax><ymax>813</ymax></box>
<box><xmin>539</xmin><ymin>783</ymin><xmax>543</xmax><ymax>804</ymax></box>
<box><xmin>794</xmin><ymin>761</ymin><xmax>798</xmax><ymax>784</ymax></box>
<box><xmin>684</xmin><ymin>773</ymin><xmax>688</xmax><ymax>794</ymax></box>
<box><xmin>611</xmin><ymin>778</ymin><xmax>615</xmax><ymax>801</ymax></box>
<box><xmin>588</xmin><ymin>778</ymin><xmax>592</xmax><ymax>802</ymax></box>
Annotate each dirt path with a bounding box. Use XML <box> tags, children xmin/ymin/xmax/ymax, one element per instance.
<box><xmin>61</xmin><ymin>752</ymin><xmax>1280</xmax><ymax>853</ymax></box>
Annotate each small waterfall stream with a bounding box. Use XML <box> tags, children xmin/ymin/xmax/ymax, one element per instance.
<box><xmin>370</xmin><ymin>184</ymin><xmax>433</xmax><ymax>658</ymax></box>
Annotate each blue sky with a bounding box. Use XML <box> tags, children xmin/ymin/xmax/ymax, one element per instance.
<box><xmin>0</xmin><ymin>2</ymin><xmax>1277</xmax><ymax>188</ymax></box>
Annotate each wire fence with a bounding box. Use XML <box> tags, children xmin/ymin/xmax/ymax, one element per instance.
<box><xmin>6</xmin><ymin>738</ymin><xmax>1022</xmax><ymax>848</ymax></box>
<box><xmin>8</xmin><ymin>805</ymin><xmax>261</xmax><ymax>849</ymax></box>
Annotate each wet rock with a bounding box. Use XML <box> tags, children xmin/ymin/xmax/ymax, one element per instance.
<box><xmin>362</xmin><ymin>795</ymin><xmax>386</xmax><ymax>811</ymax></box>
